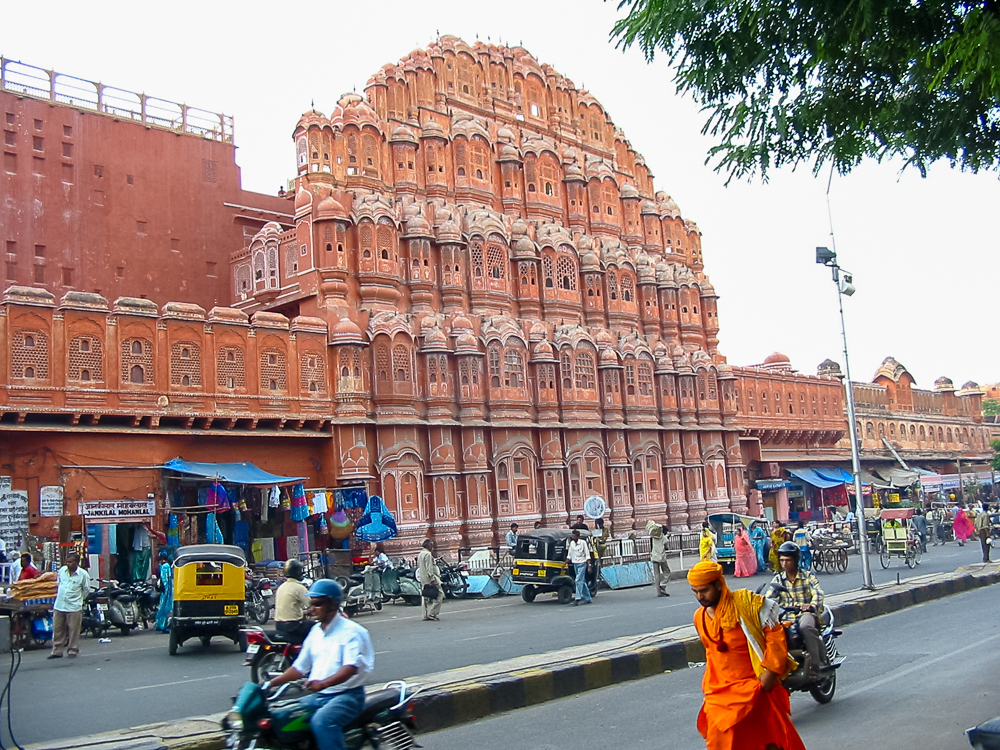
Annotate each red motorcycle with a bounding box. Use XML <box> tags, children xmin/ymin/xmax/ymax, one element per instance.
<box><xmin>242</xmin><ymin>626</ymin><xmax>302</xmax><ymax>685</ymax></box>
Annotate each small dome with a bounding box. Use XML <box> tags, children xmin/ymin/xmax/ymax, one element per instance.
<box><xmin>581</xmin><ymin>250</ymin><xmax>601</xmax><ymax>271</ymax></box>
<box><xmin>316</xmin><ymin>194</ymin><xmax>348</xmax><ymax>220</ymax></box>
<box><xmin>389</xmin><ymin>125</ymin><xmax>417</xmax><ymax>144</ymax></box>
<box><xmin>455</xmin><ymin>332</ymin><xmax>480</xmax><ymax>353</ymax></box>
<box><xmin>934</xmin><ymin>376</ymin><xmax>955</xmax><ymax>391</ymax></box>
<box><xmin>497</xmin><ymin>126</ymin><xmax>516</xmax><ymax>142</ymax></box>
<box><xmin>295</xmin><ymin>108</ymin><xmax>327</xmax><ymax>132</ymax></box>
<box><xmin>514</xmin><ymin>236</ymin><xmax>536</xmax><ymax>255</ymax></box>
<box><xmin>961</xmin><ymin>380</ymin><xmax>979</xmax><ymax>390</ymax></box>
<box><xmin>421</xmin><ymin>328</ymin><xmax>449</xmax><ymax>351</ymax></box>
<box><xmin>763</xmin><ymin>352</ymin><xmax>790</xmax><ymax>366</ymax></box>
<box><xmin>595</xmin><ymin>329</ymin><xmax>614</xmax><ymax>347</ymax></box>
<box><xmin>421</xmin><ymin>119</ymin><xmax>446</xmax><ymax>137</ymax></box>
<box><xmin>599</xmin><ymin>348</ymin><xmax>619</xmax><ymax>367</ymax></box>
<box><xmin>528</xmin><ymin>320</ymin><xmax>548</xmax><ymax>341</ymax></box>
<box><xmin>620</xmin><ymin>183</ymin><xmax>640</xmax><ymax>199</ymax></box>
<box><xmin>294</xmin><ymin>187</ymin><xmax>313</xmax><ymax>210</ymax></box>
<box><xmin>499</xmin><ymin>143</ymin><xmax>522</xmax><ymax>161</ymax></box>
<box><xmin>817</xmin><ymin>359</ymin><xmax>843</xmax><ymax>377</ymax></box>
<box><xmin>451</xmin><ymin>314</ymin><xmax>473</xmax><ymax>332</ymax></box>
<box><xmin>530</xmin><ymin>340</ymin><xmax>556</xmax><ymax>362</ymax></box>
<box><xmin>331</xmin><ymin>317</ymin><xmax>364</xmax><ymax>345</ymax></box>
<box><xmin>641</xmin><ymin>200</ymin><xmax>659</xmax><ymax>215</ymax></box>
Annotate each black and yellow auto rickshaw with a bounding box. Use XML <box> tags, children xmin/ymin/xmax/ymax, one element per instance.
<box><xmin>512</xmin><ymin>528</ymin><xmax>599</xmax><ymax>604</ymax></box>
<box><xmin>168</xmin><ymin>544</ymin><xmax>248</xmax><ymax>655</ymax></box>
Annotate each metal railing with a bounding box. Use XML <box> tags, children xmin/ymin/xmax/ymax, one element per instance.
<box><xmin>1</xmin><ymin>57</ymin><xmax>234</xmax><ymax>143</ymax></box>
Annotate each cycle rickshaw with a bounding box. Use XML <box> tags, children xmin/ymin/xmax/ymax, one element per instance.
<box><xmin>879</xmin><ymin>508</ymin><xmax>921</xmax><ymax>569</ymax></box>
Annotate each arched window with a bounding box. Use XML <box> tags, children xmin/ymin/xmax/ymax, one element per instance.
<box><xmin>393</xmin><ymin>344</ymin><xmax>411</xmax><ymax>382</ymax></box>
<box><xmin>556</xmin><ymin>256</ymin><xmax>577</xmax><ymax>291</ymax></box>
<box><xmin>607</xmin><ymin>271</ymin><xmax>618</xmax><ymax>300</ymax></box>
<box><xmin>543</xmin><ymin>255</ymin><xmax>554</xmax><ymax>288</ymax></box>
<box><xmin>621</xmin><ymin>273</ymin><xmax>634</xmax><ymax>302</ymax></box>
<box><xmin>625</xmin><ymin>362</ymin><xmax>636</xmax><ymax>395</ymax></box>
<box><xmin>575</xmin><ymin>351</ymin><xmax>595</xmax><ymax>390</ymax></box>
<box><xmin>561</xmin><ymin>351</ymin><xmax>573</xmax><ymax>391</ymax></box>
<box><xmin>24</xmin><ymin>366</ymin><xmax>34</xmax><ymax>378</ymax></box>
<box><xmin>80</xmin><ymin>369</ymin><xmax>91</xmax><ymax>381</ymax></box>
<box><xmin>504</xmin><ymin>349</ymin><xmax>524</xmax><ymax>388</ymax></box>
<box><xmin>23</xmin><ymin>335</ymin><xmax>35</xmax><ymax>348</ymax></box>
<box><xmin>488</xmin><ymin>344</ymin><xmax>502</xmax><ymax>387</ymax></box>
<box><xmin>131</xmin><ymin>340</ymin><xmax>142</xmax><ymax>355</ymax></box>
<box><xmin>377</xmin><ymin>222</ymin><xmax>395</xmax><ymax>262</ymax></box>
<box><xmin>375</xmin><ymin>345</ymin><xmax>390</xmax><ymax>382</ymax></box>
<box><xmin>130</xmin><ymin>365</ymin><xmax>144</xmax><ymax>384</ymax></box>
<box><xmin>638</xmin><ymin>361</ymin><xmax>653</xmax><ymax>396</ymax></box>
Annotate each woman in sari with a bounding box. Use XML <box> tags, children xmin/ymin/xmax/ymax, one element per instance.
<box><xmin>953</xmin><ymin>507</ymin><xmax>974</xmax><ymax>546</ymax></box>
<box><xmin>154</xmin><ymin>551</ymin><xmax>173</xmax><ymax>632</ymax></box>
<box><xmin>769</xmin><ymin>523</ymin><xmax>787</xmax><ymax>571</ymax></box>
<box><xmin>750</xmin><ymin>522</ymin><xmax>768</xmax><ymax>572</ymax></box>
<box><xmin>734</xmin><ymin>526</ymin><xmax>757</xmax><ymax>576</ymax></box>
<box><xmin>699</xmin><ymin>523</ymin><xmax>718</xmax><ymax>562</ymax></box>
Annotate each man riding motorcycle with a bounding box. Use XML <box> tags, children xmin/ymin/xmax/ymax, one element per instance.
<box><xmin>263</xmin><ymin>579</ymin><xmax>375</xmax><ymax>750</ymax></box>
<box><xmin>771</xmin><ymin>541</ymin><xmax>826</xmax><ymax>679</ymax></box>
<box><xmin>274</xmin><ymin>559</ymin><xmax>312</xmax><ymax>644</ymax></box>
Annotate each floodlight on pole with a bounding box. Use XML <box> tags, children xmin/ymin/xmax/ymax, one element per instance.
<box><xmin>815</xmin><ymin>246</ymin><xmax>875</xmax><ymax>590</ymax></box>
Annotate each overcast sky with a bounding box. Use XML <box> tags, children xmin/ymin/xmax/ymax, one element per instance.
<box><xmin>3</xmin><ymin>1</ymin><xmax>996</xmax><ymax>388</ymax></box>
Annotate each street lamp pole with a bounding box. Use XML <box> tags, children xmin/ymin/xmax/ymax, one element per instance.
<box><xmin>817</xmin><ymin>247</ymin><xmax>875</xmax><ymax>590</ymax></box>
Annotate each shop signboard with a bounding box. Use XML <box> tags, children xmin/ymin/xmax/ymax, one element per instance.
<box><xmin>755</xmin><ymin>478</ymin><xmax>790</xmax><ymax>491</ymax></box>
<box><xmin>39</xmin><ymin>485</ymin><xmax>64</xmax><ymax>517</ymax></box>
<box><xmin>0</xmin><ymin>476</ymin><xmax>28</xmax><ymax>550</ymax></box>
<box><xmin>79</xmin><ymin>499</ymin><xmax>156</xmax><ymax>521</ymax></box>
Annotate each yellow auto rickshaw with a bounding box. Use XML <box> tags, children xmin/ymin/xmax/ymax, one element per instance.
<box><xmin>512</xmin><ymin>529</ymin><xmax>599</xmax><ymax>604</ymax></box>
<box><xmin>168</xmin><ymin>543</ymin><xmax>247</xmax><ymax>655</ymax></box>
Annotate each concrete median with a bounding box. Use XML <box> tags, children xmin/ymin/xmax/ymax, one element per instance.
<box><xmin>27</xmin><ymin>563</ymin><xmax>1000</xmax><ymax>750</ymax></box>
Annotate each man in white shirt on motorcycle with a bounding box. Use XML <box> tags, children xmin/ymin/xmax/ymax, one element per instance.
<box><xmin>264</xmin><ymin>579</ymin><xmax>375</xmax><ymax>750</ymax></box>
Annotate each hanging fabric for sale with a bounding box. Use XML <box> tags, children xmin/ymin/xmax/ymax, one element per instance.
<box><xmin>355</xmin><ymin>495</ymin><xmax>398</xmax><ymax>542</ymax></box>
<box><xmin>209</xmin><ymin>482</ymin><xmax>232</xmax><ymax>511</ymax></box>
<box><xmin>329</xmin><ymin>509</ymin><xmax>354</xmax><ymax>540</ymax></box>
<box><xmin>297</xmin><ymin>521</ymin><xmax>310</xmax><ymax>555</ymax></box>
<box><xmin>310</xmin><ymin>491</ymin><xmax>329</xmax><ymax>515</ymax></box>
<box><xmin>206</xmin><ymin>512</ymin><xmax>224</xmax><ymax>544</ymax></box>
<box><xmin>317</xmin><ymin>513</ymin><xmax>329</xmax><ymax>534</ymax></box>
<box><xmin>289</xmin><ymin>482</ymin><xmax>309</xmax><ymax>521</ymax></box>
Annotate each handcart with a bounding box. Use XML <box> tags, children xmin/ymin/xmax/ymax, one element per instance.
<box><xmin>0</xmin><ymin>598</ymin><xmax>53</xmax><ymax>649</ymax></box>
<box><xmin>810</xmin><ymin>528</ymin><xmax>851</xmax><ymax>574</ymax></box>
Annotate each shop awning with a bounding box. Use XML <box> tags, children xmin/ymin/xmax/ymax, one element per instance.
<box><xmin>873</xmin><ymin>467</ymin><xmax>920</xmax><ymax>488</ymax></box>
<box><xmin>162</xmin><ymin>458</ymin><xmax>304</xmax><ymax>485</ymax></box>
<box><xmin>860</xmin><ymin>470</ymin><xmax>892</xmax><ymax>489</ymax></box>
<box><xmin>787</xmin><ymin>468</ymin><xmax>844</xmax><ymax>489</ymax></box>
<box><xmin>814</xmin><ymin>468</ymin><xmax>856</xmax><ymax>485</ymax></box>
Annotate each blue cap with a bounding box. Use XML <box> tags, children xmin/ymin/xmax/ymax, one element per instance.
<box><xmin>307</xmin><ymin>579</ymin><xmax>344</xmax><ymax>604</ymax></box>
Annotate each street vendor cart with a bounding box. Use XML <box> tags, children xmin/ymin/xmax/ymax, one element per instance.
<box><xmin>0</xmin><ymin>572</ymin><xmax>56</xmax><ymax>649</ymax></box>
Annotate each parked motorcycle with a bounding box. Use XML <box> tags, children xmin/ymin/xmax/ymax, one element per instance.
<box><xmin>222</xmin><ymin>679</ymin><xmax>421</xmax><ymax>750</ymax></box>
<box><xmin>340</xmin><ymin>568</ymin><xmax>383</xmax><ymax>617</ymax></box>
<box><xmin>101</xmin><ymin>580</ymin><xmax>141</xmax><ymax>635</ymax></box>
<box><xmin>760</xmin><ymin>581</ymin><xmax>845</xmax><ymax>704</ymax></box>
<box><xmin>438</xmin><ymin>557</ymin><xmax>470</xmax><ymax>599</ymax></box>
<box><xmin>377</xmin><ymin>560</ymin><xmax>422</xmax><ymax>606</ymax></box>
<box><xmin>243</xmin><ymin>627</ymin><xmax>303</xmax><ymax>686</ymax></box>
<box><xmin>246</xmin><ymin>576</ymin><xmax>274</xmax><ymax>625</ymax></box>
<box><xmin>80</xmin><ymin>587</ymin><xmax>111</xmax><ymax>639</ymax></box>
<box><xmin>126</xmin><ymin>578</ymin><xmax>161</xmax><ymax>630</ymax></box>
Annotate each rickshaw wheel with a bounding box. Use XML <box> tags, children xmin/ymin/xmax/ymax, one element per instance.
<box><xmin>168</xmin><ymin>630</ymin><xmax>178</xmax><ymax>656</ymax></box>
<box><xmin>520</xmin><ymin>585</ymin><xmax>537</xmax><ymax>603</ymax></box>
<box><xmin>879</xmin><ymin>551</ymin><xmax>891</xmax><ymax>569</ymax></box>
<box><xmin>837</xmin><ymin>550</ymin><xmax>848</xmax><ymax>572</ymax></box>
<box><xmin>913</xmin><ymin>546</ymin><xmax>921</xmax><ymax>565</ymax></box>
<box><xmin>557</xmin><ymin>585</ymin><xmax>574</xmax><ymax>605</ymax></box>
<box><xmin>905</xmin><ymin>549</ymin><xmax>915</xmax><ymax>569</ymax></box>
<box><xmin>238</xmin><ymin>630</ymin><xmax>249</xmax><ymax>651</ymax></box>
<box><xmin>825</xmin><ymin>550</ymin><xmax>838</xmax><ymax>572</ymax></box>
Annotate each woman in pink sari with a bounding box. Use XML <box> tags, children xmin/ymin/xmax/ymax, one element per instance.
<box><xmin>953</xmin><ymin>507</ymin><xmax>974</xmax><ymax>546</ymax></box>
<box><xmin>734</xmin><ymin>526</ymin><xmax>757</xmax><ymax>576</ymax></box>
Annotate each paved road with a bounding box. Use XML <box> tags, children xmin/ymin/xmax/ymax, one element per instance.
<box><xmin>9</xmin><ymin>541</ymin><xmax>987</xmax><ymax>746</ymax></box>
<box><xmin>426</xmin><ymin>580</ymin><xmax>1000</xmax><ymax>750</ymax></box>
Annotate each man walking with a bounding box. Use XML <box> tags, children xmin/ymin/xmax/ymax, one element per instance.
<box><xmin>911</xmin><ymin>509</ymin><xmax>928</xmax><ymax>553</ymax></box>
<box><xmin>931</xmin><ymin>505</ymin><xmax>945</xmax><ymax>545</ymax></box>
<box><xmin>646</xmin><ymin>520</ymin><xmax>671</xmax><ymax>596</ymax></box>
<box><xmin>687</xmin><ymin>560</ymin><xmax>806</xmax><ymax>750</ymax></box>
<box><xmin>417</xmin><ymin>539</ymin><xmax>443</xmax><ymax>621</ymax></box>
<box><xmin>567</xmin><ymin>529</ymin><xmax>592</xmax><ymax>605</ymax></box>
<box><xmin>49</xmin><ymin>552</ymin><xmax>90</xmax><ymax>659</ymax></box>
<box><xmin>975</xmin><ymin>505</ymin><xmax>993</xmax><ymax>563</ymax></box>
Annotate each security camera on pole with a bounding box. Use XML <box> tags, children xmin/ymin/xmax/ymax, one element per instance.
<box><xmin>816</xmin><ymin>246</ymin><xmax>874</xmax><ymax>590</ymax></box>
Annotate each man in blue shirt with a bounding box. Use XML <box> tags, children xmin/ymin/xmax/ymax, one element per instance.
<box><xmin>264</xmin><ymin>580</ymin><xmax>374</xmax><ymax>750</ymax></box>
<box><xmin>49</xmin><ymin>552</ymin><xmax>91</xmax><ymax>659</ymax></box>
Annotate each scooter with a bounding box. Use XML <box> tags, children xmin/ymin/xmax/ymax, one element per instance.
<box><xmin>378</xmin><ymin>560</ymin><xmax>422</xmax><ymax>606</ymax></box>
<box><xmin>341</xmin><ymin>566</ymin><xmax>384</xmax><ymax>617</ymax></box>
<box><xmin>222</xmin><ymin>679</ymin><xmax>421</xmax><ymax>750</ymax></box>
<box><xmin>102</xmin><ymin>580</ymin><xmax>141</xmax><ymax>635</ymax></box>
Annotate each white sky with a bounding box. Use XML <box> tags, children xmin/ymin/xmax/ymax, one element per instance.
<box><xmin>4</xmin><ymin>1</ymin><xmax>997</xmax><ymax>388</ymax></box>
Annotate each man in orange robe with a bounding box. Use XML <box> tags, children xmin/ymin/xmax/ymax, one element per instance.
<box><xmin>688</xmin><ymin>560</ymin><xmax>807</xmax><ymax>750</ymax></box>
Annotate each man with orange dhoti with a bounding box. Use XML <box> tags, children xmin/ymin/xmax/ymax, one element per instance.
<box><xmin>687</xmin><ymin>560</ymin><xmax>807</xmax><ymax>750</ymax></box>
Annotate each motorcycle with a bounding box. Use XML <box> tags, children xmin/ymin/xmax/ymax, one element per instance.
<box><xmin>126</xmin><ymin>578</ymin><xmax>161</xmax><ymax>630</ymax></box>
<box><xmin>222</xmin><ymin>679</ymin><xmax>421</xmax><ymax>750</ymax></box>
<box><xmin>968</xmin><ymin>717</ymin><xmax>1000</xmax><ymax>749</ymax></box>
<box><xmin>437</xmin><ymin>557</ymin><xmax>469</xmax><ymax>599</ymax></box>
<box><xmin>246</xmin><ymin>576</ymin><xmax>274</xmax><ymax>625</ymax></box>
<box><xmin>243</xmin><ymin>627</ymin><xmax>303</xmax><ymax>686</ymax></box>
<box><xmin>341</xmin><ymin>568</ymin><xmax>384</xmax><ymax>617</ymax></box>
<box><xmin>80</xmin><ymin>586</ymin><xmax>111</xmax><ymax>639</ymax></box>
<box><xmin>101</xmin><ymin>579</ymin><xmax>142</xmax><ymax>635</ymax></box>
<box><xmin>760</xmin><ymin>581</ymin><xmax>844</xmax><ymax>704</ymax></box>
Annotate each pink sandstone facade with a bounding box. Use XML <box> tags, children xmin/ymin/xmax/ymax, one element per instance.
<box><xmin>230</xmin><ymin>36</ymin><xmax>748</xmax><ymax>549</ymax></box>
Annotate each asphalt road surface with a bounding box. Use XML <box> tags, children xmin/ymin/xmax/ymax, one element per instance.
<box><xmin>426</xmin><ymin>580</ymin><xmax>1000</xmax><ymax>750</ymax></box>
<box><xmin>8</xmin><ymin>540</ymin><xmax>987</xmax><ymax>746</ymax></box>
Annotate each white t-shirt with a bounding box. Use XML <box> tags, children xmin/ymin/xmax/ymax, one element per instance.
<box><xmin>292</xmin><ymin>614</ymin><xmax>375</xmax><ymax>694</ymax></box>
<box><xmin>567</xmin><ymin>539</ymin><xmax>590</xmax><ymax>564</ymax></box>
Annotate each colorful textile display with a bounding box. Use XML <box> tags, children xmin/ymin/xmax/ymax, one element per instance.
<box><xmin>233</xmin><ymin>520</ymin><xmax>249</xmax><ymax>553</ymax></box>
<box><xmin>206</xmin><ymin>512</ymin><xmax>224</xmax><ymax>544</ymax></box>
<box><xmin>269</xmin><ymin>485</ymin><xmax>281</xmax><ymax>508</ymax></box>
<box><xmin>317</xmin><ymin>514</ymin><xmax>329</xmax><ymax>534</ymax></box>
<box><xmin>208</xmin><ymin>482</ymin><xmax>232</xmax><ymax>511</ymax></box>
<box><xmin>355</xmin><ymin>495</ymin><xmax>398</xmax><ymax>542</ymax></box>
<box><xmin>334</xmin><ymin>486</ymin><xmax>367</xmax><ymax>510</ymax></box>
<box><xmin>328</xmin><ymin>509</ymin><xmax>354</xmax><ymax>540</ymax></box>
<box><xmin>289</xmin><ymin>483</ymin><xmax>309</xmax><ymax>521</ymax></box>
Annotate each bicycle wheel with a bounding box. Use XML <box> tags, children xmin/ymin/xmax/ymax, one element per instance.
<box><xmin>880</xmin><ymin>551</ymin><xmax>891</xmax><ymax>569</ymax></box>
<box><xmin>913</xmin><ymin>545</ymin><xmax>922</xmax><ymax>565</ymax></box>
<box><xmin>837</xmin><ymin>549</ymin><xmax>848</xmax><ymax>572</ymax></box>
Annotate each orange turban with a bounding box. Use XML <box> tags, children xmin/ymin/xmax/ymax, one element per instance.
<box><xmin>687</xmin><ymin>561</ymin><xmax>738</xmax><ymax>630</ymax></box>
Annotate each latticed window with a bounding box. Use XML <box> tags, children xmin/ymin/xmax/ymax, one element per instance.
<box><xmin>504</xmin><ymin>349</ymin><xmax>524</xmax><ymax>388</ymax></box>
<box><xmin>540</xmin><ymin>160</ymin><xmax>559</xmax><ymax>198</ymax></box>
<box><xmin>392</xmin><ymin>344</ymin><xmax>411</xmax><ymax>382</ymax></box>
<box><xmin>543</xmin><ymin>255</ymin><xmax>554</xmax><ymax>288</ymax></box>
<box><xmin>362</xmin><ymin>133</ymin><xmax>379</xmax><ymax>177</ymax></box>
<box><xmin>602</xmin><ymin>184</ymin><xmax>617</xmax><ymax>215</ymax></box>
<box><xmin>347</xmin><ymin>134</ymin><xmax>358</xmax><ymax>164</ymax></box>
<box><xmin>375</xmin><ymin>345</ymin><xmax>390</xmax><ymax>382</ymax></box>
<box><xmin>575</xmin><ymin>352</ymin><xmax>595</xmax><ymax>390</ymax></box>
<box><xmin>260</xmin><ymin>349</ymin><xmax>287</xmax><ymax>391</ymax></box>
<box><xmin>638</xmin><ymin>362</ymin><xmax>653</xmax><ymax>396</ymax></box>
<box><xmin>608</xmin><ymin>271</ymin><xmax>618</xmax><ymax>300</ymax></box>
<box><xmin>470</xmin><ymin>138</ymin><xmax>490</xmax><ymax>182</ymax></box>
<box><xmin>556</xmin><ymin>256</ymin><xmax>577</xmax><ymax>291</ymax></box>
<box><xmin>538</xmin><ymin>363</ymin><xmax>555</xmax><ymax>391</ymax></box>
<box><xmin>170</xmin><ymin>342</ymin><xmax>201</xmax><ymax>387</ymax></box>
<box><xmin>68</xmin><ymin>335</ymin><xmax>102</xmax><ymax>382</ymax></box>
<box><xmin>300</xmin><ymin>351</ymin><xmax>326</xmax><ymax>394</ymax></box>
<box><xmin>625</xmin><ymin>363</ymin><xmax>636</xmax><ymax>395</ymax></box>
<box><xmin>621</xmin><ymin>273</ymin><xmax>634</xmax><ymax>302</ymax></box>
<box><xmin>297</xmin><ymin>137</ymin><xmax>307</xmax><ymax>166</ymax></box>
<box><xmin>518</xmin><ymin>262</ymin><xmax>536</xmax><ymax>288</ymax></box>
<box><xmin>697</xmin><ymin>372</ymin><xmax>708</xmax><ymax>401</ymax></box>
<box><xmin>488</xmin><ymin>344</ymin><xmax>502</xmax><ymax>387</ymax></box>
<box><xmin>428</xmin><ymin>355</ymin><xmax>438</xmax><ymax>383</ymax></box>
<box><xmin>12</xmin><ymin>329</ymin><xmax>49</xmax><ymax>380</ymax></box>
<box><xmin>218</xmin><ymin>347</ymin><xmax>245</xmax><ymax>388</ymax></box>
<box><xmin>561</xmin><ymin>352</ymin><xmax>573</xmax><ymax>390</ymax></box>
<box><xmin>454</xmin><ymin>139</ymin><xmax>467</xmax><ymax>177</ymax></box>
<box><xmin>121</xmin><ymin>338</ymin><xmax>153</xmax><ymax>385</ymax></box>
<box><xmin>487</xmin><ymin>237</ymin><xmax>506</xmax><ymax>280</ymax></box>
<box><xmin>604</xmin><ymin>370</ymin><xmax>618</xmax><ymax>394</ymax></box>
<box><xmin>377</xmin><ymin>221</ymin><xmax>394</xmax><ymax>261</ymax></box>
<box><xmin>588</xmin><ymin>181</ymin><xmax>601</xmax><ymax>213</ymax></box>
<box><xmin>708</xmin><ymin>372</ymin><xmax>718</xmax><ymax>401</ymax></box>
<box><xmin>360</xmin><ymin>223</ymin><xmax>374</xmax><ymax>259</ymax></box>
<box><xmin>285</xmin><ymin>245</ymin><xmax>298</xmax><ymax>275</ymax></box>
<box><xmin>470</xmin><ymin>238</ymin><xmax>484</xmax><ymax>277</ymax></box>
<box><xmin>524</xmin><ymin>153</ymin><xmax>537</xmax><ymax>192</ymax></box>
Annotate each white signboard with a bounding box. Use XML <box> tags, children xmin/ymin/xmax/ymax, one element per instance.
<box><xmin>0</xmin><ymin>477</ymin><xmax>28</xmax><ymax>550</ymax></box>
<box><xmin>40</xmin><ymin>485</ymin><xmax>64</xmax><ymax>517</ymax></box>
<box><xmin>79</xmin><ymin>499</ymin><xmax>156</xmax><ymax>521</ymax></box>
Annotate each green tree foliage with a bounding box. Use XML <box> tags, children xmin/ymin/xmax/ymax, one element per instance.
<box><xmin>612</xmin><ymin>0</ymin><xmax>1000</xmax><ymax>181</ymax></box>
<box><xmin>991</xmin><ymin>439</ymin><xmax>1000</xmax><ymax>472</ymax></box>
<box><xmin>984</xmin><ymin>397</ymin><xmax>1000</xmax><ymax>416</ymax></box>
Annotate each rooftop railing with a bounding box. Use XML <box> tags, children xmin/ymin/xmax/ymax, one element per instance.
<box><xmin>1</xmin><ymin>57</ymin><xmax>234</xmax><ymax>143</ymax></box>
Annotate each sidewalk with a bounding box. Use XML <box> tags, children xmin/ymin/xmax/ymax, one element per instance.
<box><xmin>26</xmin><ymin>562</ymin><xmax>1000</xmax><ymax>750</ymax></box>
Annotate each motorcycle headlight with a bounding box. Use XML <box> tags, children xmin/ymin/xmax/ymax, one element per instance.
<box><xmin>224</xmin><ymin>712</ymin><xmax>243</xmax><ymax>732</ymax></box>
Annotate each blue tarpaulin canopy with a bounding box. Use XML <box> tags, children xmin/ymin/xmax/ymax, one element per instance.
<box><xmin>787</xmin><ymin>468</ymin><xmax>844</xmax><ymax>489</ymax></box>
<box><xmin>814</xmin><ymin>467</ymin><xmax>856</xmax><ymax>485</ymax></box>
<box><xmin>162</xmin><ymin>458</ymin><xmax>304</xmax><ymax>485</ymax></box>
